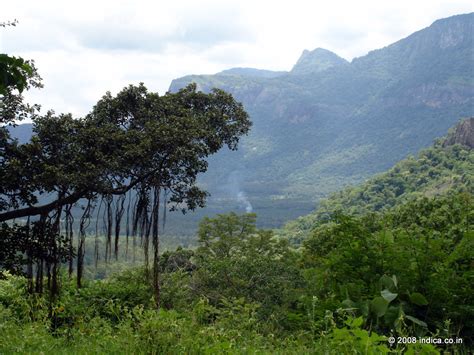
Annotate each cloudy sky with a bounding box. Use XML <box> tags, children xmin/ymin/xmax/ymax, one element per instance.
<box><xmin>1</xmin><ymin>0</ymin><xmax>472</xmax><ymax>117</ymax></box>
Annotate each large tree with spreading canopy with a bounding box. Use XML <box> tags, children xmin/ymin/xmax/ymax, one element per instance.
<box><xmin>0</xmin><ymin>60</ymin><xmax>251</xmax><ymax>306</ymax></box>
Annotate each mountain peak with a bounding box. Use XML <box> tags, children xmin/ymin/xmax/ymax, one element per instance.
<box><xmin>291</xmin><ymin>48</ymin><xmax>348</xmax><ymax>75</ymax></box>
<box><xmin>443</xmin><ymin>118</ymin><xmax>474</xmax><ymax>148</ymax></box>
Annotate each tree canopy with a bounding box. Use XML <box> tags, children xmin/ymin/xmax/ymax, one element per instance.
<box><xmin>1</xmin><ymin>83</ymin><xmax>251</xmax><ymax>221</ymax></box>
<box><xmin>0</xmin><ymin>68</ymin><xmax>251</xmax><ymax>305</ymax></box>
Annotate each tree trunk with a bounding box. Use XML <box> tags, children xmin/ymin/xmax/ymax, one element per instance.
<box><xmin>152</xmin><ymin>187</ymin><xmax>161</xmax><ymax>308</ymax></box>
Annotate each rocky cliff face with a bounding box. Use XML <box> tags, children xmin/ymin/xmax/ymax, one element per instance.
<box><xmin>168</xmin><ymin>13</ymin><xmax>473</xmax><ymax>209</ymax></box>
<box><xmin>443</xmin><ymin>118</ymin><xmax>474</xmax><ymax>148</ymax></box>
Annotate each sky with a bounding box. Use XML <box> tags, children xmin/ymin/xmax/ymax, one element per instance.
<box><xmin>1</xmin><ymin>0</ymin><xmax>472</xmax><ymax>118</ymax></box>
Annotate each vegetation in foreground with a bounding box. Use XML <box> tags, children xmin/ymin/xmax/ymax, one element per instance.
<box><xmin>1</xmin><ymin>190</ymin><xmax>472</xmax><ymax>353</ymax></box>
<box><xmin>1</xmin><ymin>24</ymin><xmax>473</xmax><ymax>354</ymax></box>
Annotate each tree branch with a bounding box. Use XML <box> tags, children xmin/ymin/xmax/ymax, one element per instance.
<box><xmin>0</xmin><ymin>190</ymin><xmax>86</xmax><ymax>222</ymax></box>
<box><xmin>0</xmin><ymin>159</ymin><xmax>169</xmax><ymax>222</ymax></box>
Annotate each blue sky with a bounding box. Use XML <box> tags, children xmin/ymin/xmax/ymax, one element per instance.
<box><xmin>1</xmin><ymin>0</ymin><xmax>472</xmax><ymax>118</ymax></box>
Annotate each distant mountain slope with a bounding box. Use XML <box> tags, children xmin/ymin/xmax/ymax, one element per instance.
<box><xmin>217</xmin><ymin>67</ymin><xmax>287</xmax><ymax>78</ymax></box>
<box><xmin>280</xmin><ymin>118</ymin><xmax>474</xmax><ymax>242</ymax></box>
<box><xmin>8</xmin><ymin>14</ymin><xmax>474</xmax><ymax>235</ymax></box>
<box><xmin>169</xmin><ymin>13</ymin><xmax>474</xmax><ymax>229</ymax></box>
<box><xmin>7</xmin><ymin>123</ymin><xmax>32</xmax><ymax>144</ymax></box>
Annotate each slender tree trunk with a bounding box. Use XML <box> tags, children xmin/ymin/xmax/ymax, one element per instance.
<box><xmin>114</xmin><ymin>195</ymin><xmax>125</xmax><ymax>260</ymax></box>
<box><xmin>152</xmin><ymin>187</ymin><xmax>161</xmax><ymax>308</ymax></box>
<box><xmin>66</xmin><ymin>204</ymin><xmax>74</xmax><ymax>278</ymax></box>
<box><xmin>26</xmin><ymin>218</ymin><xmax>34</xmax><ymax>294</ymax></box>
<box><xmin>50</xmin><ymin>205</ymin><xmax>62</xmax><ymax>298</ymax></box>
<box><xmin>36</xmin><ymin>259</ymin><xmax>43</xmax><ymax>294</ymax></box>
<box><xmin>77</xmin><ymin>200</ymin><xmax>91</xmax><ymax>288</ymax></box>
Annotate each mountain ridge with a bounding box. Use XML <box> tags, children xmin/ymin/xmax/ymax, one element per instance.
<box><xmin>169</xmin><ymin>13</ymin><xmax>473</xmax><ymax>213</ymax></box>
<box><xmin>217</xmin><ymin>67</ymin><xmax>286</xmax><ymax>78</ymax></box>
<box><xmin>9</xmin><ymin>13</ymin><xmax>474</xmax><ymax>234</ymax></box>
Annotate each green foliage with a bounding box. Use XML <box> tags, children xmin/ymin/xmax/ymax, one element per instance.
<box><xmin>0</xmin><ymin>271</ymin><xmax>47</xmax><ymax>321</ymax></box>
<box><xmin>1</xmin><ymin>15</ymin><xmax>473</xmax><ymax>353</ymax></box>
<box><xmin>0</xmin><ymin>278</ymin><xmax>414</xmax><ymax>354</ymax></box>
<box><xmin>301</xmin><ymin>192</ymin><xmax>473</xmax><ymax>344</ymax></box>
<box><xmin>0</xmin><ymin>221</ymin><xmax>72</xmax><ymax>277</ymax></box>
<box><xmin>320</xmin><ymin>316</ymin><xmax>391</xmax><ymax>354</ymax></box>
<box><xmin>193</xmin><ymin>213</ymin><xmax>304</xmax><ymax>323</ymax></box>
<box><xmin>0</xmin><ymin>54</ymin><xmax>40</xmax><ymax>96</ymax></box>
<box><xmin>282</xmin><ymin>140</ymin><xmax>473</xmax><ymax>242</ymax></box>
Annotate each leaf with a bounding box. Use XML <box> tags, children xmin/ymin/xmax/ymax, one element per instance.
<box><xmin>392</xmin><ymin>275</ymin><xmax>398</xmax><ymax>288</ymax></box>
<box><xmin>381</xmin><ymin>289</ymin><xmax>398</xmax><ymax>303</ymax></box>
<box><xmin>345</xmin><ymin>317</ymin><xmax>364</xmax><ymax>328</ymax></box>
<box><xmin>371</xmin><ymin>297</ymin><xmax>389</xmax><ymax>317</ymax></box>
<box><xmin>349</xmin><ymin>316</ymin><xmax>364</xmax><ymax>328</ymax></box>
<box><xmin>355</xmin><ymin>300</ymin><xmax>370</xmax><ymax>318</ymax></box>
<box><xmin>341</xmin><ymin>298</ymin><xmax>356</xmax><ymax>309</ymax></box>
<box><xmin>410</xmin><ymin>292</ymin><xmax>429</xmax><ymax>306</ymax></box>
<box><xmin>405</xmin><ymin>315</ymin><xmax>428</xmax><ymax>327</ymax></box>
<box><xmin>379</xmin><ymin>275</ymin><xmax>396</xmax><ymax>291</ymax></box>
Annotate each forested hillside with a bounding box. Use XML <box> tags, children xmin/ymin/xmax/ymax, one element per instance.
<box><xmin>2</xmin><ymin>193</ymin><xmax>472</xmax><ymax>353</ymax></box>
<box><xmin>169</xmin><ymin>13</ymin><xmax>474</xmax><ymax>229</ymax></box>
<box><xmin>281</xmin><ymin>117</ymin><xmax>474</xmax><ymax>242</ymax></box>
<box><xmin>2</xmin><ymin>187</ymin><xmax>472</xmax><ymax>353</ymax></box>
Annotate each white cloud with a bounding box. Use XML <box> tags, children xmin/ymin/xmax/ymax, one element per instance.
<box><xmin>1</xmin><ymin>0</ymin><xmax>472</xmax><ymax>118</ymax></box>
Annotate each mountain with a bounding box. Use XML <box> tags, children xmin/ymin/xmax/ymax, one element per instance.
<box><xmin>290</xmin><ymin>48</ymin><xmax>348</xmax><ymax>75</ymax></box>
<box><xmin>168</xmin><ymin>13</ymin><xmax>474</xmax><ymax>231</ymax></box>
<box><xmin>279</xmin><ymin>118</ymin><xmax>474</xmax><ymax>243</ymax></box>
<box><xmin>8</xmin><ymin>14</ymin><xmax>474</xmax><ymax>235</ymax></box>
<box><xmin>7</xmin><ymin>123</ymin><xmax>33</xmax><ymax>144</ymax></box>
<box><xmin>217</xmin><ymin>67</ymin><xmax>286</xmax><ymax>78</ymax></box>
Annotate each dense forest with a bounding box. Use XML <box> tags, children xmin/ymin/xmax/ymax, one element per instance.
<box><xmin>1</xmin><ymin>15</ymin><xmax>473</xmax><ymax>355</ymax></box>
<box><xmin>1</xmin><ymin>187</ymin><xmax>472</xmax><ymax>353</ymax></box>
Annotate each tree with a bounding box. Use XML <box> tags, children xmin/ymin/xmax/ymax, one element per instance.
<box><xmin>0</xmin><ymin>81</ymin><xmax>251</xmax><ymax>307</ymax></box>
<box><xmin>0</xmin><ymin>20</ymin><xmax>42</xmax><ymax>97</ymax></box>
<box><xmin>193</xmin><ymin>212</ymin><xmax>304</xmax><ymax>321</ymax></box>
<box><xmin>0</xmin><ymin>54</ymin><xmax>39</xmax><ymax>96</ymax></box>
<box><xmin>1</xmin><ymin>36</ymin><xmax>46</xmax><ymax>289</ymax></box>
